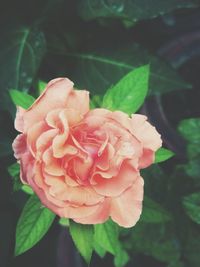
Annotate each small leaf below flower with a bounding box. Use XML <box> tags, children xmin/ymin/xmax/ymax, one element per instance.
<box><xmin>69</xmin><ymin>220</ymin><xmax>94</xmax><ymax>264</ymax></box>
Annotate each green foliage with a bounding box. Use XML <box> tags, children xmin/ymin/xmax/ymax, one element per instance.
<box><xmin>8</xmin><ymin>163</ymin><xmax>33</xmax><ymax>194</ymax></box>
<box><xmin>141</xmin><ymin>196</ymin><xmax>172</xmax><ymax>223</ymax></box>
<box><xmin>60</xmin><ymin>44</ymin><xmax>189</xmax><ymax>96</ymax></box>
<box><xmin>21</xmin><ymin>185</ymin><xmax>34</xmax><ymax>195</ymax></box>
<box><xmin>69</xmin><ymin>220</ymin><xmax>94</xmax><ymax>264</ymax></box>
<box><xmin>15</xmin><ymin>195</ymin><xmax>55</xmax><ymax>256</ymax></box>
<box><xmin>103</xmin><ymin>65</ymin><xmax>149</xmax><ymax>114</ymax></box>
<box><xmin>8</xmin><ymin>162</ymin><xmax>20</xmax><ymax>177</ymax></box>
<box><xmin>94</xmin><ymin>220</ymin><xmax>119</xmax><ymax>255</ymax></box>
<box><xmin>8</xmin><ymin>163</ymin><xmax>22</xmax><ymax>191</ymax></box>
<box><xmin>0</xmin><ymin>28</ymin><xmax>46</xmax><ymax>111</ymax></box>
<box><xmin>155</xmin><ymin>148</ymin><xmax>175</xmax><ymax>163</ymax></box>
<box><xmin>9</xmin><ymin>89</ymin><xmax>35</xmax><ymax>109</ymax></box>
<box><xmin>78</xmin><ymin>0</ymin><xmax>199</xmax><ymax>23</ymax></box>
<box><xmin>178</xmin><ymin>118</ymin><xmax>200</xmax><ymax>144</ymax></box>
<box><xmin>90</xmin><ymin>95</ymin><xmax>103</xmax><ymax>109</ymax></box>
<box><xmin>94</xmin><ymin>220</ymin><xmax>129</xmax><ymax>267</ymax></box>
<box><xmin>59</xmin><ymin>218</ymin><xmax>69</xmax><ymax>227</ymax></box>
<box><xmin>178</xmin><ymin>118</ymin><xmax>200</xmax><ymax>159</ymax></box>
<box><xmin>184</xmin><ymin>227</ymin><xmax>200</xmax><ymax>267</ymax></box>
<box><xmin>183</xmin><ymin>193</ymin><xmax>200</xmax><ymax>224</ymax></box>
<box><xmin>128</xmin><ymin>223</ymin><xmax>180</xmax><ymax>263</ymax></box>
<box><xmin>38</xmin><ymin>80</ymin><xmax>47</xmax><ymax>95</ymax></box>
<box><xmin>93</xmin><ymin>242</ymin><xmax>106</xmax><ymax>258</ymax></box>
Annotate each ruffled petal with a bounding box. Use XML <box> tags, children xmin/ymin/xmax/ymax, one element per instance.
<box><xmin>93</xmin><ymin>161</ymin><xmax>138</xmax><ymax>197</ymax></box>
<box><xmin>74</xmin><ymin>198</ymin><xmax>110</xmax><ymax>224</ymax></box>
<box><xmin>14</xmin><ymin>106</ymin><xmax>25</xmax><ymax>132</ymax></box>
<box><xmin>139</xmin><ymin>148</ymin><xmax>155</xmax><ymax>169</ymax></box>
<box><xmin>130</xmin><ymin>114</ymin><xmax>162</xmax><ymax>151</ymax></box>
<box><xmin>110</xmin><ymin>176</ymin><xmax>144</xmax><ymax>227</ymax></box>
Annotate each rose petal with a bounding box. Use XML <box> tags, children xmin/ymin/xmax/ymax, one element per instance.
<box><xmin>130</xmin><ymin>114</ymin><xmax>162</xmax><ymax>151</ymax></box>
<box><xmin>139</xmin><ymin>148</ymin><xmax>155</xmax><ymax>169</ymax></box>
<box><xmin>23</xmin><ymin>78</ymin><xmax>89</xmax><ymax>131</ymax></box>
<box><xmin>43</xmin><ymin>148</ymin><xmax>64</xmax><ymax>176</ymax></box>
<box><xmin>58</xmin><ymin>204</ymin><xmax>100</xmax><ymax>219</ymax></box>
<box><xmin>12</xmin><ymin>134</ymin><xmax>27</xmax><ymax>159</ymax></box>
<box><xmin>110</xmin><ymin>176</ymin><xmax>144</xmax><ymax>227</ymax></box>
<box><xmin>27</xmin><ymin>121</ymin><xmax>50</xmax><ymax>156</ymax></box>
<box><xmin>74</xmin><ymin>198</ymin><xmax>110</xmax><ymax>224</ymax></box>
<box><xmin>93</xmin><ymin>161</ymin><xmax>138</xmax><ymax>197</ymax></box>
<box><xmin>14</xmin><ymin>106</ymin><xmax>25</xmax><ymax>132</ymax></box>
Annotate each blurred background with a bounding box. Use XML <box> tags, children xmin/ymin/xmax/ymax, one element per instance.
<box><xmin>1</xmin><ymin>1</ymin><xmax>200</xmax><ymax>267</ymax></box>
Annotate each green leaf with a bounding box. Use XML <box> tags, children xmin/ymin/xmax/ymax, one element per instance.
<box><xmin>21</xmin><ymin>185</ymin><xmax>34</xmax><ymax>195</ymax></box>
<box><xmin>9</xmin><ymin>89</ymin><xmax>35</xmax><ymax>109</ymax></box>
<box><xmin>102</xmin><ymin>65</ymin><xmax>149</xmax><ymax>114</ymax></box>
<box><xmin>155</xmin><ymin>148</ymin><xmax>175</xmax><ymax>163</ymax></box>
<box><xmin>38</xmin><ymin>80</ymin><xmax>47</xmax><ymax>95</ymax></box>
<box><xmin>141</xmin><ymin>196</ymin><xmax>172</xmax><ymax>223</ymax></box>
<box><xmin>187</xmin><ymin>143</ymin><xmax>200</xmax><ymax>159</ymax></box>
<box><xmin>94</xmin><ymin>220</ymin><xmax>119</xmax><ymax>255</ymax></box>
<box><xmin>94</xmin><ymin>220</ymin><xmax>128</xmax><ymax>267</ymax></box>
<box><xmin>15</xmin><ymin>194</ymin><xmax>55</xmax><ymax>256</ymax></box>
<box><xmin>78</xmin><ymin>0</ymin><xmax>199</xmax><ymax>23</ymax></box>
<box><xmin>94</xmin><ymin>242</ymin><xmax>106</xmax><ymax>258</ymax></box>
<box><xmin>178</xmin><ymin>118</ymin><xmax>200</xmax><ymax>143</ymax></box>
<box><xmin>129</xmin><ymin>223</ymin><xmax>180</xmax><ymax>263</ymax></box>
<box><xmin>8</xmin><ymin>163</ymin><xmax>20</xmax><ymax>177</ymax></box>
<box><xmin>8</xmin><ymin>163</ymin><xmax>22</xmax><ymax>191</ymax></box>
<box><xmin>183</xmin><ymin>192</ymin><xmax>200</xmax><ymax>224</ymax></box>
<box><xmin>114</xmin><ymin>249</ymin><xmax>129</xmax><ymax>267</ymax></box>
<box><xmin>0</xmin><ymin>28</ymin><xmax>46</xmax><ymax>111</ymax></box>
<box><xmin>184</xmin><ymin>159</ymin><xmax>200</xmax><ymax>178</ymax></box>
<box><xmin>69</xmin><ymin>220</ymin><xmax>94</xmax><ymax>264</ymax></box>
<box><xmin>58</xmin><ymin>44</ymin><xmax>189</xmax><ymax>96</ymax></box>
<box><xmin>58</xmin><ymin>218</ymin><xmax>69</xmax><ymax>227</ymax></box>
<box><xmin>90</xmin><ymin>95</ymin><xmax>103</xmax><ymax>109</ymax></box>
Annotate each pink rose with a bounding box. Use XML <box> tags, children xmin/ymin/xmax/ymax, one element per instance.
<box><xmin>13</xmin><ymin>78</ymin><xmax>162</xmax><ymax>227</ymax></box>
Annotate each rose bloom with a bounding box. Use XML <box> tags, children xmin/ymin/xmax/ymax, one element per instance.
<box><xmin>13</xmin><ymin>78</ymin><xmax>162</xmax><ymax>227</ymax></box>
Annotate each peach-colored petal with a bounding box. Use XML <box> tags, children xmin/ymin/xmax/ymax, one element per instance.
<box><xmin>46</xmin><ymin>109</ymin><xmax>62</xmax><ymax>128</ymax></box>
<box><xmin>130</xmin><ymin>114</ymin><xmax>162</xmax><ymax>151</ymax></box>
<box><xmin>36</xmin><ymin>129</ymin><xmax>58</xmax><ymax>158</ymax></box>
<box><xmin>110</xmin><ymin>176</ymin><xmax>144</xmax><ymax>227</ymax></box>
<box><xmin>23</xmin><ymin>78</ymin><xmax>89</xmax><ymax>132</ymax></box>
<box><xmin>65</xmin><ymin>90</ymin><xmax>89</xmax><ymax>117</ymax></box>
<box><xmin>14</xmin><ymin>106</ymin><xmax>25</xmax><ymax>132</ymax></box>
<box><xmin>23</xmin><ymin>78</ymin><xmax>73</xmax><ymax>130</ymax></box>
<box><xmin>45</xmin><ymin>174</ymin><xmax>103</xmax><ymax>205</ymax></box>
<box><xmin>58</xmin><ymin>204</ymin><xmax>100</xmax><ymax>219</ymax></box>
<box><xmin>74</xmin><ymin>198</ymin><xmax>110</xmax><ymax>224</ymax></box>
<box><xmin>93</xmin><ymin>161</ymin><xmax>138</xmax><ymax>197</ymax></box>
<box><xmin>107</xmin><ymin>110</ymin><xmax>131</xmax><ymax>130</ymax></box>
<box><xmin>139</xmin><ymin>148</ymin><xmax>155</xmax><ymax>169</ymax></box>
<box><xmin>52</xmin><ymin>109</ymin><xmax>70</xmax><ymax>158</ymax></box>
<box><xmin>96</xmin><ymin>143</ymin><xmax>115</xmax><ymax>170</ymax></box>
<box><xmin>73</xmin><ymin>156</ymin><xmax>94</xmax><ymax>183</ymax></box>
<box><xmin>65</xmin><ymin>174</ymin><xmax>79</xmax><ymax>187</ymax></box>
<box><xmin>28</xmin><ymin>176</ymin><xmax>65</xmax><ymax>214</ymax></box>
<box><xmin>27</xmin><ymin>121</ymin><xmax>50</xmax><ymax>156</ymax></box>
<box><xmin>43</xmin><ymin>148</ymin><xmax>64</xmax><ymax>176</ymax></box>
<box><xmin>12</xmin><ymin>134</ymin><xmax>27</xmax><ymax>159</ymax></box>
<box><xmin>12</xmin><ymin>134</ymin><xmax>35</xmax><ymax>184</ymax></box>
